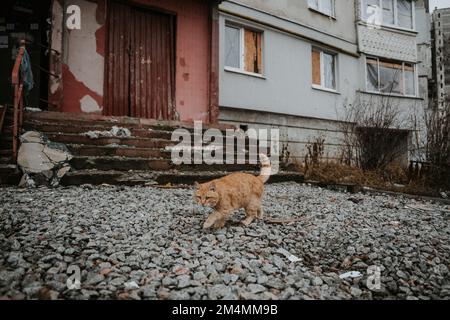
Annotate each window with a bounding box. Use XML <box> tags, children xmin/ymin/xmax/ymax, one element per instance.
<box><xmin>225</xmin><ymin>24</ymin><xmax>262</xmax><ymax>75</ymax></box>
<box><xmin>308</xmin><ymin>0</ymin><xmax>335</xmax><ymax>17</ymax></box>
<box><xmin>312</xmin><ymin>48</ymin><xmax>337</xmax><ymax>91</ymax></box>
<box><xmin>362</xmin><ymin>0</ymin><xmax>414</xmax><ymax>30</ymax></box>
<box><xmin>225</xmin><ymin>25</ymin><xmax>240</xmax><ymax>69</ymax></box>
<box><xmin>366</xmin><ymin>57</ymin><xmax>416</xmax><ymax>96</ymax></box>
<box><xmin>397</xmin><ymin>0</ymin><xmax>413</xmax><ymax>29</ymax></box>
<box><xmin>382</xmin><ymin>0</ymin><xmax>394</xmax><ymax>25</ymax></box>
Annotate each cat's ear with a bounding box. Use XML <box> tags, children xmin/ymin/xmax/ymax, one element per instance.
<box><xmin>194</xmin><ymin>181</ymin><xmax>199</xmax><ymax>188</ymax></box>
<box><xmin>209</xmin><ymin>183</ymin><xmax>216</xmax><ymax>192</ymax></box>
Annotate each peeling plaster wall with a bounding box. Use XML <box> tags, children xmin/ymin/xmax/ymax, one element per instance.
<box><xmin>59</xmin><ymin>0</ymin><xmax>106</xmax><ymax>114</ymax></box>
<box><xmin>65</xmin><ymin>1</ymin><xmax>105</xmax><ymax>97</ymax></box>
<box><xmin>132</xmin><ymin>0</ymin><xmax>210</xmax><ymax>122</ymax></box>
<box><xmin>53</xmin><ymin>0</ymin><xmax>210</xmax><ymax>121</ymax></box>
<box><xmin>49</xmin><ymin>0</ymin><xmax>64</xmax><ymax>110</ymax></box>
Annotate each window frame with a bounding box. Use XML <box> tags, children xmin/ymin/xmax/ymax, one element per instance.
<box><xmin>364</xmin><ymin>55</ymin><xmax>418</xmax><ymax>97</ymax></box>
<box><xmin>224</xmin><ymin>22</ymin><xmax>264</xmax><ymax>78</ymax></box>
<box><xmin>308</xmin><ymin>0</ymin><xmax>336</xmax><ymax>18</ymax></box>
<box><xmin>361</xmin><ymin>0</ymin><xmax>416</xmax><ymax>32</ymax></box>
<box><xmin>311</xmin><ymin>47</ymin><xmax>338</xmax><ymax>93</ymax></box>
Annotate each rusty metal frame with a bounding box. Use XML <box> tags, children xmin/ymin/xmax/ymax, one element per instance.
<box><xmin>0</xmin><ymin>105</ymin><xmax>6</xmax><ymax>135</ymax></box>
<box><xmin>208</xmin><ymin>2</ymin><xmax>220</xmax><ymax>124</ymax></box>
<box><xmin>12</xmin><ymin>40</ymin><xmax>26</xmax><ymax>162</ymax></box>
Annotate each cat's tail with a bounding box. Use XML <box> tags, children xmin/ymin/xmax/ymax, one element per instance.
<box><xmin>258</xmin><ymin>153</ymin><xmax>271</xmax><ymax>184</ymax></box>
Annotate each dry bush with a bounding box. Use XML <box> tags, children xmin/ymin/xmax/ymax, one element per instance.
<box><xmin>303</xmin><ymin>136</ymin><xmax>325</xmax><ymax>176</ymax></box>
<box><xmin>339</xmin><ymin>94</ymin><xmax>408</xmax><ymax>172</ymax></box>
<box><xmin>424</xmin><ymin>99</ymin><xmax>450</xmax><ymax>189</ymax></box>
<box><xmin>301</xmin><ymin>161</ymin><xmax>386</xmax><ymax>186</ymax></box>
<box><xmin>383</xmin><ymin>162</ymin><xmax>409</xmax><ymax>184</ymax></box>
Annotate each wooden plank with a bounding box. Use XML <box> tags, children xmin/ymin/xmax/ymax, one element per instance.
<box><xmin>244</xmin><ymin>29</ymin><xmax>261</xmax><ymax>74</ymax></box>
<box><xmin>311</xmin><ymin>49</ymin><xmax>321</xmax><ymax>85</ymax></box>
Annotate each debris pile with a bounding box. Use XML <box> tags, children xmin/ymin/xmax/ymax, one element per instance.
<box><xmin>83</xmin><ymin>126</ymin><xmax>131</xmax><ymax>139</ymax></box>
<box><xmin>17</xmin><ymin>131</ymin><xmax>72</xmax><ymax>187</ymax></box>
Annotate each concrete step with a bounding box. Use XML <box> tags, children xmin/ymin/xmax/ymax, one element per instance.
<box><xmin>154</xmin><ymin>171</ymin><xmax>305</xmax><ymax>185</ymax></box>
<box><xmin>24</xmin><ymin>120</ymin><xmax>254</xmax><ymax>144</ymax></box>
<box><xmin>67</xmin><ymin>143</ymin><xmax>263</xmax><ymax>161</ymax></box>
<box><xmin>0</xmin><ymin>139</ymin><xmax>12</xmax><ymax>150</ymax></box>
<box><xmin>131</xmin><ymin>128</ymin><xmax>172</xmax><ymax>139</ymax></box>
<box><xmin>23</xmin><ymin>121</ymin><xmax>176</xmax><ymax>140</ymax></box>
<box><xmin>0</xmin><ymin>156</ymin><xmax>14</xmax><ymax>164</ymax></box>
<box><xmin>0</xmin><ymin>143</ymin><xmax>12</xmax><ymax>157</ymax></box>
<box><xmin>24</xmin><ymin>111</ymin><xmax>234</xmax><ymax>132</ymax></box>
<box><xmin>59</xmin><ymin>169</ymin><xmax>304</xmax><ymax>186</ymax></box>
<box><xmin>0</xmin><ymin>164</ymin><xmax>21</xmax><ymax>185</ymax></box>
<box><xmin>60</xmin><ymin>169</ymin><xmax>156</xmax><ymax>186</ymax></box>
<box><xmin>44</xmin><ymin>132</ymin><xmax>175</xmax><ymax>149</ymax></box>
<box><xmin>23</xmin><ymin>120</ymin><xmax>236</xmax><ymax>140</ymax></box>
<box><xmin>0</xmin><ymin>149</ymin><xmax>12</xmax><ymax>156</ymax></box>
<box><xmin>70</xmin><ymin>156</ymin><xmax>260</xmax><ymax>172</ymax></box>
<box><xmin>1</xmin><ymin>126</ymin><xmax>12</xmax><ymax>135</ymax></box>
<box><xmin>0</xmin><ymin>163</ymin><xmax>17</xmax><ymax>173</ymax></box>
<box><xmin>23</xmin><ymin>121</ymin><xmax>138</xmax><ymax>135</ymax></box>
<box><xmin>67</xmin><ymin>145</ymin><xmax>167</xmax><ymax>158</ymax></box>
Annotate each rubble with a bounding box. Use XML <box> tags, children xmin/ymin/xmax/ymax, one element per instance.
<box><xmin>24</xmin><ymin>107</ymin><xmax>42</xmax><ymax>112</ymax></box>
<box><xmin>17</xmin><ymin>131</ymin><xmax>72</xmax><ymax>187</ymax></box>
<box><xmin>0</xmin><ymin>182</ymin><xmax>449</xmax><ymax>300</ymax></box>
<box><xmin>83</xmin><ymin>126</ymin><xmax>131</xmax><ymax>139</ymax></box>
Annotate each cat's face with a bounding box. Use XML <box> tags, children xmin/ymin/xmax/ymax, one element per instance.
<box><xmin>194</xmin><ymin>182</ymin><xmax>219</xmax><ymax>207</ymax></box>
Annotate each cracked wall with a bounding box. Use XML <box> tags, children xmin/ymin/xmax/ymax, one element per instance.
<box><xmin>50</xmin><ymin>0</ymin><xmax>211</xmax><ymax>122</ymax></box>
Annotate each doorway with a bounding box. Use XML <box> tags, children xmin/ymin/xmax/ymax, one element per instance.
<box><xmin>104</xmin><ymin>1</ymin><xmax>176</xmax><ymax>119</ymax></box>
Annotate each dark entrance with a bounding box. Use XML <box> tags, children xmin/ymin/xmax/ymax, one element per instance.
<box><xmin>104</xmin><ymin>1</ymin><xmax>176</xmax><ymax>120</ymax></box>
<box><xmin>0</xmin><ymin>0</ymin><xmax>52</xmax><ymax>109</ymax></box>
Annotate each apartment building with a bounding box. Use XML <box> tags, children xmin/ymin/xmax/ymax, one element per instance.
<box><xmin>218</xmin><ymin>0</ymin><xmax>431</xmax><ymax>165</ymax></box>
<box><xmin>431</xmin><ymin>7</ymin><xmax>450</xmax><ymax>108</ymax></box>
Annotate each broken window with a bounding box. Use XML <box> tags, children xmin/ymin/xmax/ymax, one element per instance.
<box><xmin>308</xmin><ymin>0</ymin><xmax>335</xmax><ymax>17</ymax></box>
<box><xmin>366</xmin><ymin>56</ymin><xmax>416</xmax><ymax>96</ymax></box>
<box><xmin>225</xmin><ymin>23</ymin><xmax>262</xmax><ymax>75</ymax></box>
<box><xmin>244</xmin><ymin>29</ymin><xmax>262</xmax><ymax>74</ymax></box>
<box><xmin>362</xmin><ymin>0</ymin><xmax>414</xmax><ymax>30</ymax></box>
<box><xmin>311</xmin><ymin>48</ymin><xmax>337</xmax><ymax>90</ymax></box>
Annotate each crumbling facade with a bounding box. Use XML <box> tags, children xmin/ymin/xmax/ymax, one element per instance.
<box><xmin>48</xmin><ymin>0</ymin><xmax>220</xmax><ymax>123</ymax></box>
<box><xmin>0</xmin><ymin>0</ymin><xmax>434</xmax><ymax>174</ymax></box>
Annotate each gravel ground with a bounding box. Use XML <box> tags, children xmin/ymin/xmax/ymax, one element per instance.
<box><xmin>1</xmin><ymin>182</ymin><xmax>449</xmax><ymax>300</ymax></box>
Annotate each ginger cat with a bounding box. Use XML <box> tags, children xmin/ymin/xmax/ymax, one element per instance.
<box><xmin>194</xmin><ymin>154</ymin><xmax>271</xmax><ymax>229</ymax></box>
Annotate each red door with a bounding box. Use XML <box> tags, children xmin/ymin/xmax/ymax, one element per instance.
<box><xmin>104</xmin><ymin>1</ymin><xmax>175</xmax><ymax>119</ymax></box>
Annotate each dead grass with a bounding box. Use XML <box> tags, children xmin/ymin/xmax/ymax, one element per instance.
<box><xmin>296</xmin><ymin>161</ymin><xmax>440</xmax><ymax>197</ymax></box>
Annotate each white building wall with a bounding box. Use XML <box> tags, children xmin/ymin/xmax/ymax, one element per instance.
<box><xmin>218</xmin><ymin>0</ymin><xmax>431</xmax><ymax>165</ymax></box>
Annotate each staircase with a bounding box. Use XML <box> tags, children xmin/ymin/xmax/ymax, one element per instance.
<box><xmin>0</xmin><ymin>105</ymin><xmax>22</xmax><ymax>185</ymax></box>
<box><xmin>1</xmin><ymin>110</ymin><xmax>304</xmax><ymax>186</ymax></box>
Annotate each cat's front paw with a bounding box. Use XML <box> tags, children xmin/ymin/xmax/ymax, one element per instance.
<box><xmin>212</xmin><ymin>219</ymin><xmax>226</xmax><ymax>229</ymax></box>
<box><xmin>241</xmin><ymin>217</ymin><xmax>255</xmax><ymax>226</ymax></box>
<box><xmin>203</xmin><ymin>219</ymin><xmax>215</xmax><ymax>230</ymax></box>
